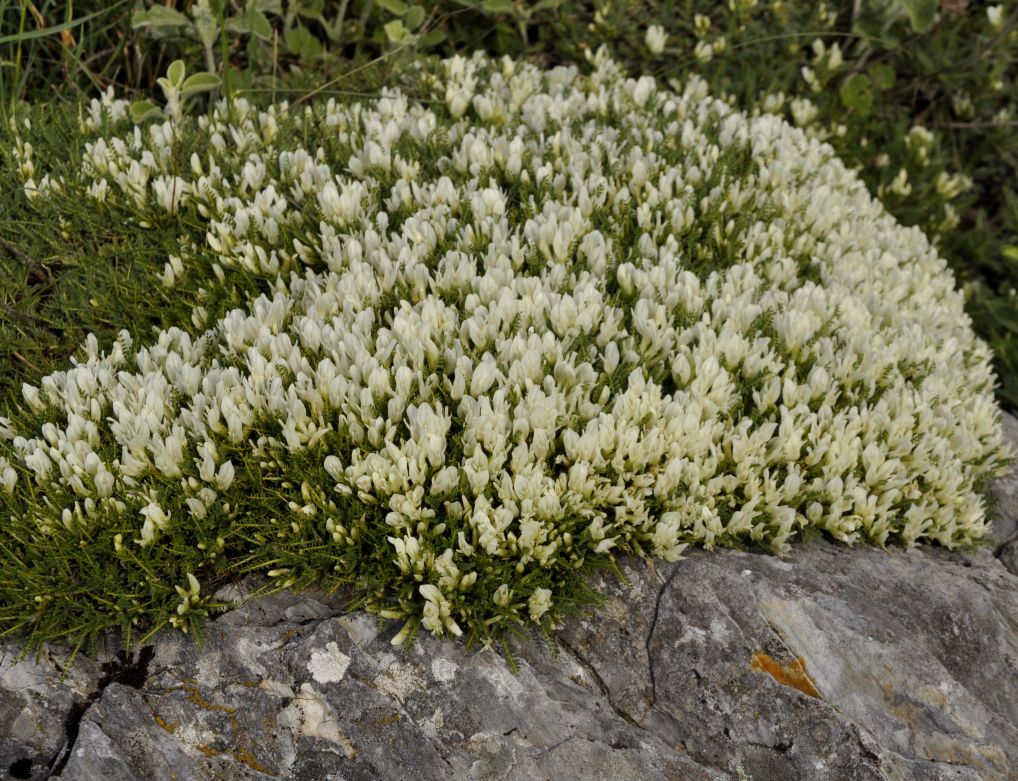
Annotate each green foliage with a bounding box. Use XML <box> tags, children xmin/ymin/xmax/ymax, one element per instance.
<box><xmin>130</xmin><ymin>59</ymin><xmax>221</xmax><ymax>121</ymax></box>
<box><xmin>839</xmin><ymin>72</ymin><xmax>873</xmax><ymax>115</ymax></box>
<box><xmin>854</xmin><ymin>0</ymin><xmax>939</xmax><ymax>36</ymax></box>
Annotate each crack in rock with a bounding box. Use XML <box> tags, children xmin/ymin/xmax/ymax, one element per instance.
<box><xmin>645</xmin><ymin>564</ymin><xmax>680</xmax><ymax>712</ymax></box>
<box><xmin>552</xmin><ymin>633</ymin><xmax>643</xmax><ymax>730</ymax></box>
<box><xmin>46</xmin><ymin>645</ymin><xmax>155</xmax><ymax>778</ymax></box>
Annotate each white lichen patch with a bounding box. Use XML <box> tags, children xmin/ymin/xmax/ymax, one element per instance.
<box><xmin>480</xmin><ymin>659</ymin><xmax>526</xmax><ymax>704</ymax></box>
<box><xmin>277</xmin><ymin>682</ymin><xmax>357</xmax><ymax>758</ymax></box>
<box><xmin>373</xmin><ymin>661</ymin><xmax>426</xmax><ymax>704</ymax></box>
<box><xmin>430</xmin><ymin>657</ymin><xmax>459</xmax><ymax>683</ymax></box>
<box><xmin>431</xmin><ymin>707</ymin><xmax>445</xmax><ymax>730</ymax></box>
<box><xmin>307</xmin><ymin>641</ymin><xmax>352</xmax><ymax>684</ymax></box>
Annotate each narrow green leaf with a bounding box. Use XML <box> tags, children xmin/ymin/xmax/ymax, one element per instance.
<box><xmin>418</xmin><ymin>28</ymin><xmax>446</xmax><ymax>47</ymax></box>
<box><xmin>482</xmin><ymin>0</ymin><xmax>515</xmax><ymax>14</ymax></box>
<box><xmin>252</xmin><ymin>0</ymin><xmax>284</xmax><ymax>13</ymax></box>
<box><xmin>0</xmin><ymin>1</ymin><xmax>128</xmax><ymax>45</ymax></box>
<box><xmin>297</xmin><ymin>0</ymin><xmax>327</xmax><ymax>17</ymax></box>
<box><xmin>988</xmin><ymin>298</ymin><xmax>1018</xmax><ymax>335</ymax></box>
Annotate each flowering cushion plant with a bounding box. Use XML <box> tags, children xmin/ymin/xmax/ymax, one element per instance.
<box><xmin>0</xmin><ymin>51</ymin><xmax>1011</xmax><ymax>653</ymax></box>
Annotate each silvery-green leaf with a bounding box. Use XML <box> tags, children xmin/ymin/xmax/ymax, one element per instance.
<box><xmin>376</xmin><ymin>0</ymin><xmax>409</xmax><ymax>15</ymax></box>
<box><xmin>227</xmin><ymin>8</ymin><xmax>273</xmax><ymax>40</ymax></box>
<box><xmin>166</xmin><ymin>60</ymin><xmax>187</xmax><ymax>90</ymax></box>
<box><xmin>128</xmin><ymin>99</ymin><xmax>163</xmax><ymax>123</ymax></box>
<box><xmin>384</xmin><ymin>18</ymin><xmax>408</xmax><ymax>43</ymax></box>
<box><xmin>131</xmin><ymin>6</ymin><xmax>189</xmax><ymax>30</ymax></box>
<box><xmin>180</xmin><ymin>72</ymin><xmax>221</xmax><ymax>100</ymax></box>
<box><xmin>901</xmin><ymin>0</ymin><xmax>937</xmax><ymax>32</ymax></box>
<box><xmin>404</xmin><ymin>4</ymin><xmax>425</xmax><ymax>29</ymax></box>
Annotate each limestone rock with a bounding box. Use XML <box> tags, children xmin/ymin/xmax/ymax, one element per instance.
<box><xmin>988</xmin><ymin>413</ymin><xmax>1018</xmax><ymax>554</ymax></box>
<box><xmin>557</xmin><ymin>543</ymin><xmax>1018</xmax><ymax>780</ymax></box>
<box><xmin>1</xmin><ymin>639</ymin><xmax>127</xmax><ymax>780</ymax></box>
<box><xmin>37</xmin><ymin>581</ymin><xmax>716</xmax><ymax>781</ymax></box>
<box><xmin>0</xmin><ymin>534</ymin><xmax>1014</xmax><ymax>781</ymax></box>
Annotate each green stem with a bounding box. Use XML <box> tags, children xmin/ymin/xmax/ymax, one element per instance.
<box><xmin>13</xmin><ymin>0</ymin><xmax>28</xmax><ymax>103</ymax></box>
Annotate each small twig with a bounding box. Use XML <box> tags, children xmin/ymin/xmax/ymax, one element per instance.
<box><xmin>11</xmin><ymin>351</ymin><xmax>42</xmax><ymax>372</ymax></box>
<box><xmin>934</xmin><ymin>120</ymin><xmax>1018</xmax><ymax>130</ymax></box>
<box><xmin>282</xmin><ymin>6</ymin><xmax>469</xmax><ymax>117</ymax></box>
<box><xmin>282</xmin><ymin>41</ymin><xmax>417</xmax><ymax>116</ymax></box>
<box><xmin>0</xmin><ymin>234</ymin><xmax>32</xmax><ymax>264</ymax></box>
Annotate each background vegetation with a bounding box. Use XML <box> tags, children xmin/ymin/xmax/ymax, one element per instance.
<box><xmin>2</xmin><ymin>0</ymin><xmax>1017</xmax><ymax>408</ymax></box>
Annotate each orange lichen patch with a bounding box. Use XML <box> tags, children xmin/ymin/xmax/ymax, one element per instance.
<box><xmin>153</xmin><ymin>713</ymin><xmax>179</xmax><ymax>733</ymax></box>
<box><xmin>164</xmin><ymin>682</ymin><xmax>238</xmax><ymax>715</ymax></box>
<box><xmin>750</xmin><ymin>653</ymin><xmax>821</xmax><ymax>699</ymax></box>
<box><xmin>378</xmin><ymin>712</ymin><xmax>401</xmax><ymax>727</ymax></box>
<box><xmin>198</xmin><ymin>745</ymin><xmax>279</xmax><ymax>776</ymax></box>
<box><xmin>232</xmin><ymin>678</ymin><xmax>262</xmax><ymax>689</ymax></box>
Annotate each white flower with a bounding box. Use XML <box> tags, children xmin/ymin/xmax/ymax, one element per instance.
<box><xmin>140</xmin><ymin>500</ymin><xmax>170</xmax><ymax>529</ymax></box>
<box><xmin>152</xmin><ymin>176</ymin><xmax>188</xmax><ymax>214</ymax></box>
<box><xmin>493</xmin><ymin>584</ymin><xmax>512</xmax><ymax>607</ymax></box>
<box><xmin>216</xmin><ymin>460</ymin><xmax>235</xmax><ymax>490</ymax></box>
<box><xmin>94</xmin><ymin>469</ymin><xmax>114</xmax><ymax>498</ymax></box>
<box><xmin>469</xmin><ymin>360</ymin><xmax>499</xmax><ymax>397</ymax></box>
<box><xmin>693</xmin><ymin>41</ymin><xmax>714</xmax><ymax>63</ymax></box>
<box><xmin>645</xmin><ymin>25</ymin><xmax>668</xmax><ymax>56</ymax></box>
<box><xmin>790</xmin><ymin>97</ymin><xmax>818</xmax><ymax>127</ymax></box>
<box><xmin>3</xmin><ymin>50</ymin><xmax>1010</xmax><ymax>649</ymax></box>
<box><xmin>22</xmin><ymin>383</ymin><xmax>45</xmax><ymax>412</ymax></box>
<box><xmin>324</xmin><ymin>455</ymin><xmax>344</xmax><ymax>481</ymax></box>
<box><xmin>419</xmin><ymin>583</ymin><xmax>462</xmax><ymax>637</ymax></box>
<box><xmin>1</xmin><ymin>466</ymin><xmax>16</xmax><ymax>495</ymax></box>
<box><xmin>987</xmin><ymin>5</ymin><xmax>1004</xmax><ymax>30</ymax></box>
<box><xmin>174</xmin><ymin>572</ymin><xmax>202</xmax><ymax>615</ymax></box>
<box><xmin>528</xmin><ymin>588</ymin><xmax>553</xmax><ymax>621</ymax></box>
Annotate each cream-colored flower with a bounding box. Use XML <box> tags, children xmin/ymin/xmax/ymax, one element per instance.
<box><xmin>645</xmin><ymin>24</ymin><xmax>668</xmax><ymax>55</ymax></box>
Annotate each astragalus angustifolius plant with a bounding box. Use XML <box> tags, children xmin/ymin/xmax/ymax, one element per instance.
<box><xmin>0</xmin><ymin>51</ymin><xmax>1011</xmax><ymax>654</ymax></box>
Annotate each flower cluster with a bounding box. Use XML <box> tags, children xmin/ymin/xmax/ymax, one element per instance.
<box><xmin>2</xmin><ymin>51</ymin><xmax>1011</xmax><ymax>645</ymax></box>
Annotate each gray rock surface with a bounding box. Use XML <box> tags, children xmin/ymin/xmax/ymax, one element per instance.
<box><xmin>988</xmin><ymin>413</ymin><xmax>1018</xmax><ymax>554</ymax></box>
<box><xmin>989</xmin><ymin>413</ymin><xmax>1018</xmax><ymax>576</ymax></box>
<box><xmin>2</xmin><ymin>414</ymin><xmax>1017</xmax><ymax>781</ymax></box>
<box><xmin>1</xmin><ymin>538</ymin><xmax>1015</xmax><ymax>781</ymax></box>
